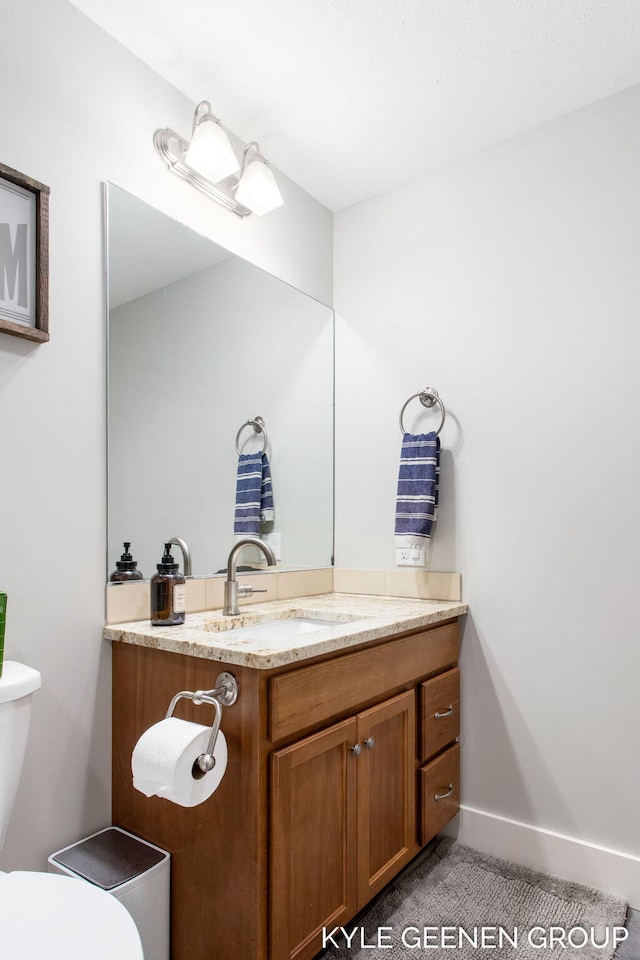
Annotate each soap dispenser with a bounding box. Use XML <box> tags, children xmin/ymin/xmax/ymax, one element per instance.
<box><xmin>150</xmin><ymin>543</ymin><xmax>186</xmax><ymax>626</ymax></box>
<box><xmin>110</xmin><ymin>542</ymin><xmax>144</xmax><ymax>582</ymax></box>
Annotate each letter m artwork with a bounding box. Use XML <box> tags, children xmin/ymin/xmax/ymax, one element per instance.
<box><xmin>0</xmin><ymin>162</ymin><xmax>49</xmax><ymax>343</ymax></box>
<box><xmin>0</xmin><ymin>221</ymin><xmax>29</xmax><ymax>309</ymax></box>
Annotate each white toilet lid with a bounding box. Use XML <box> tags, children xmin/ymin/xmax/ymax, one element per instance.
<box><xmin>0</xmin><ymin>871</ymin><xmax>144</xmax><ymax>959</ymax></box>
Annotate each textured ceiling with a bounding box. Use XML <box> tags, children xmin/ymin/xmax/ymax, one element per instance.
<box><xmin>69</xmin><ymin>0</ymin><xmax>640</xmax><ymax>210</ymax></box>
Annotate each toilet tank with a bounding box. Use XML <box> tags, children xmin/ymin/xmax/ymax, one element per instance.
<box><xmin>0</xmin><ymin>662</ymin><xmax>42</xmax><ymax>851</ymax></box>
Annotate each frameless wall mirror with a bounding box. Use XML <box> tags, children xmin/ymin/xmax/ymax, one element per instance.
<box><xmin>106</xmin><ymin>184</ymin><xmax>334</xmax><ymax>580</ymax></box>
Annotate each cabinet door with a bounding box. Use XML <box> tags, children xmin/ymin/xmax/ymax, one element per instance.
<box><xmin>356</xmin><ymin>689</ymin><xmax>417</xmax><ymax>906</ymax></box>
<box><xmin>271</xmin><ymin>717</ymin><xmax>358</xmax><ymax>960</ymax></box>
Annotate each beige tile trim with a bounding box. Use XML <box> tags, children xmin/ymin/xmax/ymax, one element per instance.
<box><xmin>105</xmin><ymin>567</ymin><xmax>460</xmax><ymax>624</ymax></box>
<box><xmin>334</xmin><ymin>569</ymin><xmax>461</xmax><ymax>602</ymax></box>
<box><xmin>276</xmin><ymin>567</ymin><xmax>333</xmax><ymax>600</ymax></box>
<box><xmin>332</xmin><ymin>569</ymin><xmax>385</xmax><ymax>596</ymax></box>
<box><xmin>105</xmin><ymin>567</ymin><xmax>336</xmax><ymax>624</ymax></box>
<box><xmin>105</xmin><ymin>580</ymin><xmax>149</xmax><ymax>625</ymax></box>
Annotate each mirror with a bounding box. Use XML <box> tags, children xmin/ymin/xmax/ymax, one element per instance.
<box><xmin>106</xmin><ymin>185</ymin><xmax>334</xmax><ymax>580</ymax></box>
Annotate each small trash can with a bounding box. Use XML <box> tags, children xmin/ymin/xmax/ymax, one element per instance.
<box><xmin>48</xmin><ymin>826</ymin><xmax>170</xmax><ymax>960</ymax></box>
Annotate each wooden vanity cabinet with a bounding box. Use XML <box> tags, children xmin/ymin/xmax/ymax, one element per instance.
<box><xmin>271</xmin><ymin>716</ymin><xmax>358</xmax><ymax>960</ymax></box>
<box><xmin>356</xmin><ymin>690</ymin><xmax>416</xmax><ymax>905</ymax></box>
<box><xmin>270</xmin><ymin>691</ymin><xmax>415</xmax><ymax>960</ymax></box>
<box><xmin>112</xmin><ymin>617</ymin><xmax>461</xmax><ymax>960</ymax></box>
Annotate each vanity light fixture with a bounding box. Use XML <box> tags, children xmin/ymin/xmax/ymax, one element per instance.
<box><xmin>235</xmin><ymin>142</ymin><xmax>284</xmax><ymax>216</ymax></box>
<box><xmin>154</xmin><ymin>100</ymin><xmax>283</xmax><ymax>218</ymax></box>
<box><xmin>183</xmin><ymin>101</ymin><xmax>239</xmax><ymax>182</ymax></box>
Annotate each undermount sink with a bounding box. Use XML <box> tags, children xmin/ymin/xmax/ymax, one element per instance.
<box><xmin>233</xmin><ymin>617</ymin><xmax>341</xmax><ymax>641</ymax></box>
<box><xmin>202</xmin><ymin>613</ymin><xmax>356</xmax><ymax>643</ymax></box>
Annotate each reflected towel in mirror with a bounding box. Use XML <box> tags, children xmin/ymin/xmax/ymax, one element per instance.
<box><xmin>234</xmin><ymin>452</ymin><xmax>275</xmax><ymax>536</ymax></box>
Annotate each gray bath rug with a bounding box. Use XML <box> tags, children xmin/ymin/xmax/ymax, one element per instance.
<box><xmin>320</xmin><ymin>839</ymin><xmax>627</xmax><ymax>959</ymax></box>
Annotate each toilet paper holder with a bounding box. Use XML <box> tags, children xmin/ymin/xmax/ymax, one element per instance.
<box><xmin>165</xmin><ymin>672</ymin><xmax>238</xmax><ymax>776</ymax></box>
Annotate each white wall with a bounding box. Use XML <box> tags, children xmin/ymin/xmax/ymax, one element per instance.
<box><xmin>0</xmin><ymin>0</ymin><xmax>332</xmax><ymax>870</ymax></box>
<box><xmin>334</xmin><ymin>85</ymin><xmax>640</xmax><ymax>894</ymax></box>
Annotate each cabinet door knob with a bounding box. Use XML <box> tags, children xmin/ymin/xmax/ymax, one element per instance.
<box><xmin>350</xmin><ymin>743</ymin><xmax>362</xmax><ymax>757</ymax></box>
<box><xmin>365</xmin><ymin>737</ymin><xmax>375</xmax><ymax>750</ymax></box>
<box><xmin>434</xmin><ymin>783</ymin><xmax>454</xmax><ymax>801</ymax></box>
<box><xmin>434</xmin><ymin>705</ymin><xmax>454</xmax><ymax>719</ymax></box>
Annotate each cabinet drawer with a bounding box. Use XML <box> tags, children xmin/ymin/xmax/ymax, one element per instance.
<box><xmin>420</xmin><ymin>667</ymin><xmax>460</xmax><ymax>762</ymax></box>
<box><xmin>419</xmin><ymin>743</ymin><xmax>460</xmax><ymax>846</ymax></box>
<box><xmin>270</xmin><ymin>621</ymin><xmax>459</xmax><ymax>742</ymax></box>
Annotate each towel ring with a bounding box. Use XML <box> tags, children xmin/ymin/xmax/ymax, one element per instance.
<box><xmin>399</xmin><ymin>388</ymin><xmax>446</xmax><ymax>435</ymax></box>
<box><xmin>235</xmin><ymin>416</ymin><xmax>268</xmax><ymax>455</ymax></box>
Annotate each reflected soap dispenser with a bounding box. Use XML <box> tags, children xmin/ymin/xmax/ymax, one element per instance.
<box><xmin>151</xmin><ymin>543</ymin><xmax>186</xmax><ymax>626</ymax></box>
<box><xmin>110</xmin><ymin>542</ymin><xmax>144</xmax><ymax>582</ymax></box>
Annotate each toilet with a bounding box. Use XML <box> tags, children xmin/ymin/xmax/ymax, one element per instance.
<box><xmin>0</xmin><ymin>661</ymin><xmax>144</xmax><ymax>959</ymax></box>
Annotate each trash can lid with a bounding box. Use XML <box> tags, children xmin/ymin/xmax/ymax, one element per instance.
<box><xmin>0</xmin><ymin>871</ymin><xmax>143</xmax><ymax>959</ymax></box>
<box><xmin>51</xmin><ymin>827</ymin><xmax>167</xmax><ymax>890</ymax></box>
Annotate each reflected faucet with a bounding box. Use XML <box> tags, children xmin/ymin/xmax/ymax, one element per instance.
<box><xmin>168</xmin><ymin>537</ymin><xmax>192</xmax><ymax>578</ymax></box>
<box><xmin>223</xmin><ymin>537</ymin><xmax>277</xmax><ymax>616</ymax></box>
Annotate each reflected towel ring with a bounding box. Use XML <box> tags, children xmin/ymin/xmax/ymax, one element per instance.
<box><xmin>235</xmin><ymin>416</ymin><xmax>268</xmax><ymax>455</ymax></box>
<box><xmin>399</xmin><ymin>388</ymin><xmax>446</xmax><ymax>435</ymax></box>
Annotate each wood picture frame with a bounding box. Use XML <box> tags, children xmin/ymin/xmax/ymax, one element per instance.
<box><xmin>0</xmin><ymin>161</ymin><xmax>49</xmax><ymax>343</ymax></box>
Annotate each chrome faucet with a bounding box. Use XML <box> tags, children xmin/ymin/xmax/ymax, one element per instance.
<box><xmin>168</xmin><ymin>537</ymin><xmax>192</xmax><ymax>578</ymax></box>
<box><xmin>223</xmin><ymin>537</ymin><xmax>277</xmax><ymax>616</ymax></box>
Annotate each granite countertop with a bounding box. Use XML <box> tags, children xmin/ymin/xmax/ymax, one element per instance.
<box><xmin>104</xmin><ymin>593</ymin><xmax>467</xmax><ymax>670</ymax></box>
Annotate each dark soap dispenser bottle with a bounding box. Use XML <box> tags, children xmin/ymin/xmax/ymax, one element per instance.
<box><xmin>151</xmin><ymin>543</ymin><xmax>186</xmax><ymax>626</ymax></box>
<box><xmin>110</xmin><ymin>542</ymin><xmax>144</xmax><ymax>582</ymax></box>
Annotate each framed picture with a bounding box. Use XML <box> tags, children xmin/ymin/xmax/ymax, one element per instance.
<box><xmin>0</xmin><ymin>161</ymin><xmax>49</xmax><ymax>343</ymax></box>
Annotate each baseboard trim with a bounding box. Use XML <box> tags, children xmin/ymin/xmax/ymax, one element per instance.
<box><xmin>442</xmin><ymin>805</ymin><xmax>640</xmax><ymax>909</ymax></box>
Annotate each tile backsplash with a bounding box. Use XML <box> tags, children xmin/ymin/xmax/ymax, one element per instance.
<box><xmin>333</xmin><ymin>568</ymin><xmax>461</xmax><ymax>601</ymax></box>
<box><xmin>105</xmin><ymin>567</ymin><xmax>460</xmax><ymax>624</ymax></box>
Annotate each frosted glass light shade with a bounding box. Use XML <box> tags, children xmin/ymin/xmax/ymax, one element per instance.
<box><xmin>184</xmin><ymin>118</ymin><xmax>239</xmax><ymax>182</ymax></box>
<box><xmin>235</xmin><ymin>159</ymin><xmax>283</xmax><ymax>215</ymax></box>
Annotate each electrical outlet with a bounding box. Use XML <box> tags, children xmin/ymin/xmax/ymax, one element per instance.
<box><xmin>395</xmin><ymin>547</ymin><xmax>426</xmax><ymax>567</ymax></box>
<box><xmin>262</xmin><ymin>533</ymin><xmax>282</xmax><ymax>561</ymax></box>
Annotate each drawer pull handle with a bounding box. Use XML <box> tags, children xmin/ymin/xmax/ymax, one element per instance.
<box><xmin>434</xmin><ymin>783</ymin><xmax>454</xmax><ymax>801</ymax></box>
<box><xmin>434</xmin><ymin>705</ymin><xmax>454</xmax><ymax>719</ymax></box>
<box><xmin>365</xmin><ymin>737</ymin><xmax>375</xmax><ymax>750</ymax></box>
<box><xmin>350</xmin><ymin>743</ymin><xmax>362</xmax><ymax>757</ymax></box>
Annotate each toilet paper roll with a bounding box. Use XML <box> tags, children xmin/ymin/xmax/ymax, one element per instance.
<box><xmin>131</xmin><ymin>716</ymin><xmax>227</xmax><ymax>807</ymax></box>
